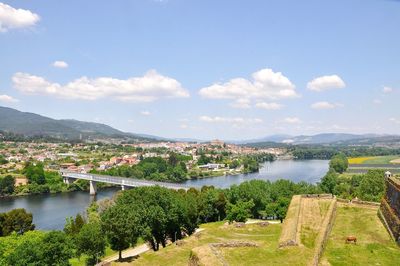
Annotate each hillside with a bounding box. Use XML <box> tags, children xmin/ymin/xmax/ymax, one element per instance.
<box><xmin>0</xmin><ymin>106</ymin><xmax>157</xmax><ymax>141</ymax></box>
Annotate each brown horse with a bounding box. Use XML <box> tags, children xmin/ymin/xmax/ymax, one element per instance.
<box><xmin>346</xmin><ymin>236</ymin><xmax>357</xmax><ymax>244</ymax></box>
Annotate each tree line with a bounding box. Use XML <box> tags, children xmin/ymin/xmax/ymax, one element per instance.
<box><xmin>0</xmin><ymin>179</ymin><xmax>318</xmax><ymax>265</ymax></box>
<box><xmin>320</xmin><ymin>153</ymin><xmax>386</xmax><ymax>201</ymax></box>
<box><xmin>291</xmin><ymin>145</ymin><xmax>400</xmax><ymax>160</ymax></box>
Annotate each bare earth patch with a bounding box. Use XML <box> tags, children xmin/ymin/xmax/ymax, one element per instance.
<box><xmin>390</xmin><ymin>158</ymin><xmax>400</xmax><ymax>164</ymax></box>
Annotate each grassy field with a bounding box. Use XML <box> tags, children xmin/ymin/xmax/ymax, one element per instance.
<box><xmin>348</xmin><ymin>155</ymin><xmax>400</xmax><ymax>165</ymax></box>
<box><xmin>108</xmin><ymin>199</ymin><xmax>400</xmax><ymax>266</ymax></box>
<box><xmin>122</xmin><ymin>221</ymin><xmax>316</xmax><ymax>266</ymax></box>
<box><xmin>321</xmin><ymin>204</ymin><xmax>400</xmax><ymax>266</ymax></box>
<box><xmin>123</xmin><ymin>197</ymin><xmax>333</xmax><ymax>266</ymax></box>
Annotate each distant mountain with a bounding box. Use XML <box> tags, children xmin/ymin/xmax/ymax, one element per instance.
<box><xmin>234</xmin><ymin>134</ymin><xmax>293</xmax><ymax>144</ymax></box>
<box><xmin>0</xmin><ymin>106</ymin><xmax>161</xmax><ymax>141</ymax></box>
<box><xmin>242</xmin><ymin>133</ymin><xmax>396</xmax><ymax>145</ymax></box>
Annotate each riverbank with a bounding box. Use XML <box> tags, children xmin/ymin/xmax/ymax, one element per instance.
<box><xmin>0</xmin><ymin>160</ymin><xmax>329</xmax><ymax>230</ymax></box>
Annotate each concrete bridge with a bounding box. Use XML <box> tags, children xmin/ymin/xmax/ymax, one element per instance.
<box><xmin>60</xmin><ymin>171</ymin><xmax>191</xmax><ymax>195</ymax></box>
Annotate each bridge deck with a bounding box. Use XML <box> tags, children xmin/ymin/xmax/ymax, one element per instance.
<box><xmin>60</xmin><ymin>171</ymin><xmax>191</xmax><ymax>190</ymax></box>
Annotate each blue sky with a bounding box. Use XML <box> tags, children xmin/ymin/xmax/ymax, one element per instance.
<box><xmin>0</xmin><ymin>0</ymin><xmax>399</xmax><ymax>140</ymax></box>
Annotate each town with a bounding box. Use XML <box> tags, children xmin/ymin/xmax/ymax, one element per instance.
<box><xmin>0</xmin><ymin>138</ymin><xmax>282</xmax><ymax>196</ymax></box>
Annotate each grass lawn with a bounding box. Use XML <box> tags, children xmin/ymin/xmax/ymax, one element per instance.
<box><xmin>126</xmin><ymin>221</ymin><xmax>314</xmax><ymax>266</ymax></box>
<box><xmin>348</xmin><ymin>155</ymin><xmax>400</xmax><ymax>165</ymax></box>
<box><xmin>70</xmin><ymin>246</ymin><xmax>115</xmax><ymax>266</ymax></box>
<box><xmin>321</xmin><ymin>204</ymin><xmax>400</xmax><ymax>266</ymax></box>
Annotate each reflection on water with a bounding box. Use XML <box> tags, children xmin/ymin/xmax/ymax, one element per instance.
<box><xmin>0</xmin><ymin>187</ymin><xmax>120</xmax><ymax>230</ymax></box>
<box><xmin>0</xmin><ymin>160</ymin><xmax>328</xmax><ymax>230</ymax></box>
<box><xmin>182</xmin><ymin>159</ymin><xmax>329</xmax><ymax>188</ymax></box>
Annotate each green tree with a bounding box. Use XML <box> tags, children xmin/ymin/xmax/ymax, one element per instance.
<box><xmin>64</xmin><ymin>213</ymin><xmax>85</xmax><ymax>236</ymax></box>
<box><xmin>357</xmin><ymin>169</ymin><xmax>385</xmax><ymax>202</ymax></box>
<box><xmin>226</xmin><ymin>199</ymin><xmax>255</xmax><ymax>223</ymax></box>
<box><xmin>319</xmin><ymin>169</ymin><xmax>338</xmax><ymax>194</ymax></box>
<box><xmin>0</xmin><ymin>175</ymin><xmax>15</xmax><ymax>195</ymax></box>
<box><xmin>41</xmin><ymin>231</ymin><xmax>73</xmax><ymax>266</ymax></box>
<box><xmin>197</xmin><ymin>154</ymin><xmax>211</xmax><ymax>165</ymax></box>
<box><xmin>23</xmin><ymin>162</ymin><xmax>46</xmax><ymax>185</ymax></box>
<box><xmin>229</xmin><ymin>160</ymin><xmax>240</xmax><ymax>169</ymax></box>
<box><xmin>1</xmin><ymin>208</ymin><xmax>35</xmax><ymax>236</ymax></box>
<box><xmin>168</xmin><ymin>152</ymin><xmax>179</xmax><ymax>167</ymax></box>
<box><xmin>101</xmin><ymin>204</ymin><xmax>140</xmax><ymax>261</ymax></box>
<box><xmin>6</xmin><ymin>231</ymin><xmax>45</xmax><ymax>266</ymax></box>
<box><xmin>329</xmin><ymin>153</ymin><xmax>348</xmax><ymax>173</ymax></box>
<box><xmin>265</xmin><ymin>197</ymin><xmax>290</xmax><ymax>223</ymax></box>
<box><xmin>76</xmin><ymin>222</ymin><xmax>106</xmax><ymax>265</ymax></box>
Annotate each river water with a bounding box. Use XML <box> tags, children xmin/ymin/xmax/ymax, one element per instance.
<box><xmin>0</xmin><ymin>160</ymin><xmax>328</xmax><ymax>230</ymax></box>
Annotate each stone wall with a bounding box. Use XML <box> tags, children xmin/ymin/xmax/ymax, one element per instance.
<box><xmin>380</xmin><ymin>177</ymin><xmax>400</xmax><ymax>244</ymax></box>
<box><xmin>310</xmin><ymin>198</ymin><xmax>337</xmax><ymax>266</ymax></box>
<box><xmin>278</xmin><ymin>195</ymin><xmax>302</xmax><ymax>247</ymax></box>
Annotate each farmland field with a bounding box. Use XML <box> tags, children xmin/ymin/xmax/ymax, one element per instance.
<box><xmin>348</xmin><ymin>155</ymin><xmax>400</xmax><ymax>165</ymax></box>
<box><xmin>320</xmin><ymin>204</ymin><xmax>400</xmax><ymax>266</ymax></box>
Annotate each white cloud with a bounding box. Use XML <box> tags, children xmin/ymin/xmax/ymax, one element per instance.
<box><xmin>307</xmin><ymin>75</ymin><xmax>345</xmax><ymax>92</ymax></box>
<box><xmin>255</xmin><ymin>102</ymin><xmax>283</xmax><ymax>110</ymax></box>
<box><xmin>180</xmin><ymin>124</ymin><xmax>188</xmax><ymax>129</ymax></box>
<box><xmin>230</xmin><ymin>98</ymin><xmax>251</xmax><ymax>109</ymax></box>
<box><xmin>373</xmin><ymin>99</ymin><xmax>382</xmax><ymax>105</ymax></box>
<box><xmin>283</xmin><ymin>117</ymin><xmax>302</xmax><ymax>124</ymax></box>
<box><xmin>0</xmin><ymin>3</ymin><xmax>40</xmax><ymax>32</ymax></box>
<box><xmin>12</xmin><ymin>70</ymin><xmax>190</xmax><ymax>102</ymax></box>
<box><xmin>199</xmin><ymin>68</ymin><xmax>299</xmax><ymax>101</ymax></box>
<box><xmin>140</xmin><ymin>110</ymin><xmax>151</xmax><ymax>116</ymax></box>
<box><xmin>389</xmin><ymin>118</ymin><xmax>400</xmax><ymax>124</ymax></box>
<box><xmin>383</xmin><ymin>86</ymin><xmax>393</xmax><ymax>94</ymax></box>
<box><xmin>199</xmin><ymin>116</ymin><xmax>262</xmax><ymax>125</ymax></box>
<box><xmin>0</xmin><ymin>94</ymin><xmax>19</xmax><ymax>103</ymax></box>
<box><xmin>310</xmin><ymin>101</ymin><xmax>342</xmax><ymax>110</ymax></box>
<box><xmin>53</xmin><ymin>61</ymin><xmax>68</xmax><ymax>68</ymax></box>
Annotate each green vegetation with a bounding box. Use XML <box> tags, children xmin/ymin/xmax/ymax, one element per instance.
<box><xmin>75</xmin><ymin>222</ymin><xmax>106</xmax><ymax>265</ymax></box>
<box><xmin>134</xmin><ymin>221</ymin><xmax>314</xmax><ymax>266</ymax></box>
<box><xmin>329</xmin><ymin>153</ymin><xmax>348</xmax><ymax>173</ymax></box>
<box><xmin>0</xmin><ymin>230</ymin><xmax>73</xmax><ymax>266</ymax></box>
<box><xmin>96</xmin><ymin>180</ymin><xmax>318</xmax><ymax>261</ymax></box>
<box><xmin>226</xmin><ymin>200</ymin><xmax>255</xmax><ymax>222</ymax></box>
<box><xmin>91</xmin><ymin>154</ymin><xmax>188</xmax><ymax>182</ymax></box>
<box><xmin>291</xmin><ymin>145</ymin><xmax>400</xmax><ymax>160</ymax></box>
<box><xmin>322</xmin><ymin>205</ymin><xmax>400</xmax><ymax>265</ymax></box>
<box><xmin>320</xmin><ymin>154</ymin><xmax>385</xmax><ymax>201</ymax></box>
<box><xmin>0</xmin><ymin>209</ymin><xmax>35</xmax><ymax>237</ymax></box>
<box><xmin>0</xmin><ymin>175</ymin><xmax>15</xmax><ymax>196</ymax></box>
<box><xmin>320</xmin><ymin>168</ymin><xmax>385</xmax><ymax>201</ymax></box>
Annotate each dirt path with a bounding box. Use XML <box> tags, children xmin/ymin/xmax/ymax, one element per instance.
<box><xmin>101</xmin><ymin>244</ymin><xmax>150</xmax><ymax>263</ymax></box>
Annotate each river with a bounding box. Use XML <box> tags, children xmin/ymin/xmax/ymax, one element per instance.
<box><xmin>0</xmin><ymin>160</ymin><xmax>328</xmax><ymax>230</ymax></box>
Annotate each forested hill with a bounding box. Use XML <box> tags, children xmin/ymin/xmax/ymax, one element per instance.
<box><xmin>0</xmin><ymin>106</ymin><xmax>157</xmax><ymax>141</ymax></box>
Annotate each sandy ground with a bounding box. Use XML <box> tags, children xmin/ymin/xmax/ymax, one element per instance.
<box><xmin>246</xmin><ymin>219</ymin><xmax>280</xmax><ymax>224</ymax></box>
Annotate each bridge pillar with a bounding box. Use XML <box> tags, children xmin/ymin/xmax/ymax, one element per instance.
<box><xmin>63</xmin><ymin>177</ymin><xmax>72</xmax><ymax>185</ymax></box>
<box><xmin>89</xmin><ymin>180</ymin><xmax>97</xmax><ymax>195</ymax></box>
<box><xmin>121</xmin><ymin>185</ymin><xmax>125</xmax><ymax>191</ymax></box>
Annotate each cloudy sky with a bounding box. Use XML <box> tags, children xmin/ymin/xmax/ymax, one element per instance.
<box><xmin>0</xmin><ymin>0</ymin><xmax>399</xmax><ymax>140</ymax></box>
